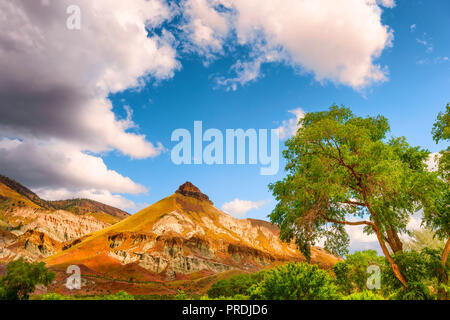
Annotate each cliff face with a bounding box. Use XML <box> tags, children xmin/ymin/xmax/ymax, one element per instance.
<box><xmin>175</xmin><ymin>182</ymin><xmax>213</xmax><ymax>205</ymax></box>
<box><xmin>46</xmin><ymin>183</ymin><xmax>340</xmax><ymax>283</ymax></box>
<box><xmin>0</xmin><ymin>175</ymin><xmax>130</xmax><ymax>262</ymax></box>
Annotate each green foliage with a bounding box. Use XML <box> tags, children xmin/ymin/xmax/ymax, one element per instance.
<box><xmin>248</xmin><ymin>263</ymin><xmax>339</xmax><ymax>300</ymax></box>
<box><xmin>41</xmin><ymin>293</ymin><xmax>68</xmax><ymax>300</ymax></box>
<box><xmin>343</xmin><ymin>291</ymin><xmax>385</xmax><ymax>300</ymax></box>
<box><xmin>0</xmin><ymin>258</ymin><xmax>55</xmax><ymax>300</ymax></box>
<box><xmin>404</xmin><ymin>228</ymin><xmax>445</xmax><ymax>251</ymax></box>
<box><xmin>425</xmin><ymin>103</ymin><xmax>449</xmax><ymax>241</ymax></box>
<box><xmin>269</xmin><ymin>105</ymin><xmax>442</xmax><ymax>263</ymax></box>
<box><xmin>200</xmin><ymin>294</ymin><xmax>249</xmax><ymax>300</ymax></box>
<box><xmin>432</xmin><ymin>103</ymin><xmax>450</xmax><ymax>144</ymax></box>
<box><xmin>334</xmin><ymin>250</ymin><xmax>384</xmax><ymax>294</ymax></box>
<box><xmin>103</xmin><ymin>291</ymin><xmax>135</xmax><ymax>300</ymax></box>
<box><xmin>381</xmin><ymin>249</ymin><xmax>446</xmax><ymax>300</ymax></box>
<box><xmin>174</xmin><ymin>290</ymin><xmax>187</xmax><ymax>300</ymax></box>
<box><xmin>207</xmin><ymin>272</ymin><xmax>266</xmax><ymax>299</ymax></box>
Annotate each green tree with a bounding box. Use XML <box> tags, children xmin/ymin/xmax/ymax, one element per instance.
<box><xmin>269</xmin><ymin>106</ymin><xmax>443</xmax><ymax>287</ymax></box>
<box><xmin>432</xmin><ymin>103</ymin><xmax>450</xmax><ymax>145</ymax></box>
<box><xmin>249</xmin><ymin>262</ymin><xmax>339</xmax><ymax>300</ymax></box>
<box><xmin>427</xmin><ymin>103</ymin><xmax>450</xmax><ymax>298</ymax></box>
<box><xmin>0</xmin><ymin>258</ymin><xmax>55</xmax><ymax>300</ymax></box>
<box><xmin>382</xmin><ymin>249</ymin><xmax>444</xmax><ymax>300</ymax></box>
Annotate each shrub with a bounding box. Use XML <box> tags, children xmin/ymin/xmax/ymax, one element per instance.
<box><xmin>207</xmin><ymin>272</ymin><xmax>266</xmax><ymax>298</ymax></box>
<box><xmin>248</xmin><ymin>263</ymin><xmax>339</xmax><ymax>300</ymax></box>
<box><xmin>174</xmin><ymin>290</ymin><xmax>187</xmax><ymax>300</ymax></box>
<box><xmin>41</xmin><ymin>293</ymin><xmax>68</xmax><ymax>300</ymax></box>
<box><xmin>333</xmin><ymin>250</ymin><xmax>384</xmax><ymax>294</ymax></box>
<box><xmin>200</xmin><ymin>294</ymin><xmax>249</xmax><ymax>300</ymax></box>
<box><xmin>382</xmin><ymin>249</ymin><xmax>441</xmax><ymax>300</ymax></box>
<box><xmin>0</xmin><ymin>258</ymin><xmax>55</xmax><ymax>300</ymax></box>
<box><xmin>343</xmin><ymin>291</ymin><xmax>385</xmax><ymax>300</ymax></box>
<box><xmin>103</xmin><ymin>291</ymin><xmax>135</xmax><ymax>300</ymax></box>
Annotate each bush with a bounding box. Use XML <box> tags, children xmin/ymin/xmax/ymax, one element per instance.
<box><xmin>207</xmin><ymin>272</ymin><xmax>266</xmax><ymax>298</ymax></box>
<box><xmin>333</xmin><ymin>250</ymin><xmax>384</xmax><ymax>294</ymax></box>
<box><xmin>0</xmin><ymin>258</ymin><xmax>55</xmax><ymax>300</ymax></box>
<box><xmin>174</xmin><ymin>290</ymin><xmax>187</xmax><ymax>300</ymax></box>
<box><xmin>200</xmin><ymin>294</ymin><xmax>249</xmax><ymax>300</ymax></box>
<box><xmin>103</xmin><ymin>291</ymin><xmax>135</xmax><ymax>300</ymax></box>
<box><xmin>41</xmin><ymin>293</ymin><xmax>68</xmax><ymax>300</ymax></box>
<box><xmin>382</xmin><ymin>249</ymin><xmax>441</xmax><ymax>300</ymax></box>
<box><xmin>248</xmin><ymin>263</ymin><xmax>339</xmax><ymax>300</ymax></box>
<box><xmin>343</xmin><ymin>291</ymin><xmax>385</xmax><ymax>300</ymax></box>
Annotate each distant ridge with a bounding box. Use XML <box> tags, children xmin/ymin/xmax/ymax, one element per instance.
<box><xmin>0</xmin><ymin>173</ymin><xmax>130</xmax><ymax>219</ymax></box>
<box><xmin>0</xmin><ymin>174</ymin><xmax>50</xmax><ymax>209</ymax></box>
<box><xmin>0</xmin><ymin>173</ymin><xmax>131</xmax><ymax>262</ymax></box>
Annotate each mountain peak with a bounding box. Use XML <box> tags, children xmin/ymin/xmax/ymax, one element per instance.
<box><xmin>175</xmin><ymin>182</ymin><xmax>213</xmax><ymax>204</ymax></box>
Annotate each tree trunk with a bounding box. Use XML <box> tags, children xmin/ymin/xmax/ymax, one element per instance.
<box><xmin>438</xmin><ymin>238</ymin><xmax>449</xmax><ymax>300</ymax></box>
<box><xmin>442</xmin><ymin>238</ymin><xmax>450</xmax><ymax>268</ymax></box>
<box><xmin>386</xmin><ymin>227</ymin><xmax>403</xmax><ymax>253</ymax></box>
<box><xmin>373</xmin><ymin>226</ymin><xmax>408</xmax><ymax>288</ymax></box>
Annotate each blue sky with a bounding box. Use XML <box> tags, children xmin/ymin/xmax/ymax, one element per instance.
<box><xmin>0</xmin><ymin>0</ymin><xmax>449</xmax><ymax>252</ymax></box>
<box><xmin>107</xmin><ymin>0</ymin><xmax>449</xmax><ymax>218</ymax></box>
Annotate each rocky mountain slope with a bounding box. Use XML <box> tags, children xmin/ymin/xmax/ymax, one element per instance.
<box><xmin>0</xmin><ymin>174</ymin><xmax>130</xmax><ymax>262</ymax></box>
<box><xmin>46</xmin><ymin>182</ymin><xmax>339</xmax><ymax>287</ymax></box>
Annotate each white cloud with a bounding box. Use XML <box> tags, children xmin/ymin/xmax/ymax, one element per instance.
<box><xmin>35</xmin><ymin>188</ymin><xmax>137</xmax><ymax>211</ymax></box>
<box><xmin>410</xmin><ymin>24</ymin><xmax>417</xmax><ymax>32</ymax></box>
<box><xmin>0</xmin><ymin>138</ymin><xmax>146</xmax><ymax>210</ymax></box>
<box><xmin>345</xmin><ymin>223</ymin><xmax>380</xmax><ymax>254</ymax></box>
<box><xmin>181</xmin><ymin>0</ymin><xmax>229</xmax><ymax>59</ymax></box>
<box><xmin>0</xmin><ymin>0</ymin><xmax>399</xmax><ymax>208</ymax></box>
<box><xmin>406</xmin><ymin>214</ymin><xmax>422</xmax><ymax>231</ymax></box>
<box><xmin>183</xmin><ymin>0</ymin><xmax>394</xmax><ymax>90</ymax></box>
<box><xmin>0</xmin><ymin>0</ymin><xmax>180</xmax><ymax>204</ymax></box>
<box><xmin>221</xmin><ymin>198</ymin><xmax>268</xmax><ymax>218</ymax></box>
<box><xmin>376</xmin><ymin>0</ymin><xmax>396</xmax><ymax>8</ymax></box>
<box><xmin>0</xmin><ymin>0</ymin><xmax>178</xmax><ymax>158</ymax></box>
<box><xmin>425</xmin><ymin>152</ymin><xmax>441</xmax><ymax>172</ymax></box>
<box><xmin>416</xmin><ymin>34</ymin><xmax>434</xmax><ymax>53</ymax></box>
<box><xmin>278</xmin><ymin>108</ymin><xmax>306</xmax><ymax>140</ymax></box>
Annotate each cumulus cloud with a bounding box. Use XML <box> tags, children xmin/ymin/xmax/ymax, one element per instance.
<box><xmin>0</xmin><ymin>0</ymin><xmax>178</xmax><ymax>158</ymax></box>
<box><xmin>277</xmin><ymin>108</ymin><xmax>306</xmax><ymax>140</ymax></box>
<box><xmin>0</xmin><ymin>0</ymin><xmax>179</xmax><ymax>205</ymax></box>
<box><xmin>344</xmin><ymin>220</ymin><xmax>380</xmax><ymax>254</ymax></box>
<box><xmin>182</xmin><ymin>0</ymin><xmax>394</xmax><ymax>90</ymax></box>
<box><xmin>181</xmin><ymin>0</ymin><xmax>229</xmax><ymax>60</ymax></box>
<box><xmin>221</xmin><ymin>198</ymin><xmax>268</xmax><ymax>218</ymax></box>
<box><xmin>0</xmin><ymin>0</ymin><xmax>398</xmax><ymax>208</ymax></box>
<box><xmin>0</xmin><ymin>138</ymin><xmax>146</xmax><ymax>194</ymax></box>
<box><xmin>0</xmin><ymin>138</ymin><xmax>147</xmax><ymax>209</ymax></box>
<box><xmin>35</xmin><ymin>188</ymin><xmax>137</xmax><ymax>211</ymax></box>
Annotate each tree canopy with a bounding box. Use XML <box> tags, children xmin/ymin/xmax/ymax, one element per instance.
<box><xmin>0</xmin><ymin>258</ymin><xmax>55</xmax><ymax>300</ymax></box>
<box><xmin>269</xmin><ymin>105</ymin><xmax>444</xmax><ymax>287</ymax></box>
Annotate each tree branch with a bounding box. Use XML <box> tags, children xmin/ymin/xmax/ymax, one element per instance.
<box><xmin>323</xmin><ymin>216</ymin><xmax>374</xmax><ymax>227</ymax></box>
<box><xmin>342</xmin><ymin>200</ymin><xmax>366</xmax><ymax>207</ymax></box>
